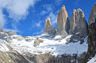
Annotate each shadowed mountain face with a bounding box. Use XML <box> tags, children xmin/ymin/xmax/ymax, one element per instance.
<box><xmin>69</xmin><ymin>9</ymin><xmax>88</xmax><ymax>36</ymax></box>
<box><xmin>83</xmin><ymin>15</ymin><xmax>96</xmax><ymax>63</ymax></box>
<box><xmin>83</xmin><ymin>3</ymin><xmax>96</xmax><ymax>63</ymax></box>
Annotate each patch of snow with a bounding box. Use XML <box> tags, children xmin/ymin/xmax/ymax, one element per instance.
<box><xmin>54</xmin><ymin>35</ymin><xmax>62</xmax><ymax>40</ymax></box>
<box><xmin>0</xmin><ymin>41</ymin><xmax>9</xmax><ymax>52</ymax></box>
<box><xmin>87</xmin><ymin>55</ymin><xmax>96</xmax><ymax>63</ymax></box>
<box><xmin>75</xmin><ymin>32</ymin><xmax>80</xmax><ymax>35</ymax></box>
<box><xmin>8</xmin><ymin>35</ymin><xmax>88</xmax><ymax>56</ymax></box>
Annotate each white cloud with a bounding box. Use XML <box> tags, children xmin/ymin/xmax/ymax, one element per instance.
<box><xmin>0</xmin><ymin>0</ymin><xmax>39</xmax><ymax>29</ymax></box>
<box><xmin>0</xmin><ymin>10</ymin><xmax>5</xmax><ymax>28</ymax></box>
<box><xmin>4</xmin><ymin>23</ymin><xmax>20</xmax><ymax>33</ymax></box>
<box><xmin>6</xmin><ymin>0</ymin><xmax>38</xmax><ymax>21</ymax></box>
<box><xmin>49</xmin><ymin>12</ymin><xmax>57</xmax><ymax>25</ymax></box>
<box><xmin>4</xmin><ymin>28</ymin><xmax>19</xmax><ymax>33</ymax></box>
<box><xmin>35</xmin><ymin>21</ymin><xmax>41</xmax><ymax>27</ymax></box>
<box><xmin>43</xmin><ymin>4</ymin><xmax>53</xmax><ymax>12</ymax></box>
<box><xmin>40</xmin><ymin>10</ymin><xmax>47</xmax><ymax>15</ymax></box>
<box><xmin>56</xmin><ymin>0</ymin><xmax>65</xmax><ymax>5</ymax></box>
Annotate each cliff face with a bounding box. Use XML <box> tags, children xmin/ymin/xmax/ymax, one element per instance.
<box><xmin>83</xmin><ymin>20</ymin><xmax>96</xmax><ymax>63</ymax></box>
<box><xmin>44</xmin><ymin>18</ymin><xmax>56</xmax><ymax>35</ymax></box>
<box><xmin>69</xmin><ymin>9</ymin><xmax>88</xmax><ymax>36</ymax></box>
<box><xmin>57</xmin><ymin>6</ymin><xmax>69</xmax><ymax>37</ymax></box>
<box><xmin>89</xmin><ymin>3</ymin><xmax>96</xmax><ymax>25</ymax></box>
<box><xmin>83</xmin><ymin>3</ymin><xmax>96</xmax><ymax>63</ymax></box>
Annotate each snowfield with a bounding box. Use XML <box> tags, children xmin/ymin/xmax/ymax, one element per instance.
<box><xmin>0</xmin><ymin>34</ymin><xmax>88</xmax><ymax>56</ymax></box>
<box><xmin>87</xmin><ymin>55</ymin><xmax>96</xmax><ymax>63</ymax></box>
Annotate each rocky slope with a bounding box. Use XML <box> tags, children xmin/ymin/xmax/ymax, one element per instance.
<box><xmin>0</xmin><ymin>51</ymin><xmax>31</xmax><ymax>63</ymax></box>
<box><xmin>89</xmin><ymin>3</ymin><xmax>96</xmax><ymax>25</ymax></box>
<box><xmin>0</xmin><ymin>31</ymin><xmax>88</xmax><ymax>63</ymax></box>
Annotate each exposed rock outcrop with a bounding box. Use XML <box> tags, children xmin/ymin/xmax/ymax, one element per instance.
<box><xmin>0</xmin><ymin>51</ymin><xmax>31</xmax><ymax>63</ymax></box>
<box><xmin>34</xmin><ymin>38</ymin><xmax>43</xmax><ymax>47</ymax></box>
<box><xmin>69</xmin><ymin>9</ymin><xmax>88</xmax><ymax>37</ymax></box>
<box><xmin>24</xmin><ymin>52</ymin><xmax>86</xmax><ymax>63</ymax></box>
<box><xmin>83</xmin><ymin>4</ymin><xmax>96</xmax><ymax>62</ymax></box>
<box><xmin>7</xmin><ymin>31</ymin><xmax>17</xmax><ymax>36</ymax></box>
<box><xmin>44</xmin><ymin>18</ymin><xmax>56</xmax><ymax>35</ymax></box>
<box><xmin>83</xmin><ymin>19</ymin><xmax>96</xmax><ymax>63</ymax></box>
<box><xmin>89</xmin><ymin>3</ymin><xmax>96</xmax><ymax>25</ymax></box>
<box><xmin>69</xmin><ymin>9</ymin><xmax>88</xmax><ymax>42</ymax></box>
<box><xmin>57</xmin><ymin>5</ymin><xmax>69</xmax><ymax>37</ymax></box>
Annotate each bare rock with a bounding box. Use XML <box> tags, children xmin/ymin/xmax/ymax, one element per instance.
<box><xmin>34</xmin><ymin>38</ymin><xmax>43</xmax><ymax>47</ymax></box>
<box><xmin>69</xmin><ymin>9</ymin><xmax>88</xmax><ymax>37</ymax></box>
<box><xmin>89</xmin><ymin>3</ymin><xmax>96</xmax><ymax>25</ymax></box>
<box><xmin>83</xmin><ymin>19</ymin><xmax>96</xmax><ymax>63</ymax></box>
<box><xmin>0</xmin><ymin>51</ymin><xmax>31</xmax><ymax>63</ymax></box>
<box><xmin>44</xmin><ymin>17</ymin><xmax>56</xmax><ymax>35</ymax></box>
<box><xmin>7</xmin><ymin>31</ymin><xmax>17</xmax><ymax>36</ymax></box>
<box><xmin>57</xmin><ymin>5</ymin><xmax>69</xmax><ymax>37</ymax></box>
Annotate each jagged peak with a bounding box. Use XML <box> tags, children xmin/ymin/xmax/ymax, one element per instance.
<box><xmin>73</xmin><ymin>9</ymin><xmax>76</xmax><ymax>12</ymax></box>
<box><xmin>59</xmin><ymin>5</ymin><xmax>68</xmax><ymax>18</ymax></box>
<box><xmin>89</xmin><ymin>3</ymin><xmax>96</xmax><ymax>25</ymax></box>
<box><xmin>77</xmin><ymin>8</ymin><xmax>82</xmax><ymax>12</ymax></box>
<box><xmin>61</xmin><ymin>5</ymin><xmax>66</xmax><ymax>10</ymax></box>
<box><xmin>72</xmin><ymin>8</ymin><xmax>85</xmax><ymax>17</ymax></box>
<box><xmin>45</xmin><ymin>17</ymin><xmax>52</xmax><ymax>26</ymax></box>
<box><xmin>44</xmin><ymin>17</ymin><xmax>56</xmax><ymax>35</ymax></box>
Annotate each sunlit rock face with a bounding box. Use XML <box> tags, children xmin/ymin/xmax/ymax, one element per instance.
<box><xmin>44</xmin><ymin>17</ymin><xmax>56</xmax><ymax>35</ymax></box>
<box><xmin>69</xmin><ymin>9</ymin><xmax>88</xmax><ymax>37</ymax></box>
<box><xmin>57</xmin><ymin>5</ymin><xmax>69</xmax><ymax>37</ymax></box>
<box><xmin>89</xmin><ymin>3</ymin><xmax>96</xmax><ymax>25</ymax></box>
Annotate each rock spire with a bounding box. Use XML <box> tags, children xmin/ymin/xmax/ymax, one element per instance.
<box><xmin>44</xmin><ymin>17</ymin><xmax>56</xmax><ymax>35</ymax></box>
<box><xmin>89</xmin><ymin>3</ymin><xmax>96</xmax><ymax>25</ymax></box>
<box><xmin>57</xmin><ymin>5</ymin><xmax>69</xmax><ymax>37</ymax></box>
<box><xmin>69</xmin><ymin>9</ymin><xmax>88</xmax><ymax>37</ymax></box>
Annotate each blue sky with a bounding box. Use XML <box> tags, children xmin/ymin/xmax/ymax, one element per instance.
<box><xmin>0</xmin><ymin>0</ymin><xmax>96</xmax><ymax>36</ymax></box>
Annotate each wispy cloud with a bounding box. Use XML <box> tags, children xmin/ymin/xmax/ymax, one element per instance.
<box><xmin>56</xmin><ymin>0</ymin><xmax>65</xmax><ymax>5</ymax></box>
<box><xmin>49</xmin><ymin>12</ymin><xmax>57</xmax><ymax>25</ymax></box>
<box><xmin>35</xmin><ymin>21</ymin><xmax>41</xmax><ymax>27</ymax></box>
<box><xmin>0</xmin><ymin>10</ymin><xmax>5</xmax><ymax>28</ymax></box>
<box><xmin>4</xmin><ymin>28</ymin><xmax>19</xmax><ymax>33</ymax></box>
<box><xmin>40</xmin><ymin>10</ymin><xmax>47</xmax><ymax>15</ymax></box>
<box><xmin>43</xmin><ymin>4</ymin><xmax>53</xmax><ymax>12</ymax></box>
<box><xmin>0</xmin><ymin>0</ymin><xmax>39</xmax><ymax>31</ymax></box>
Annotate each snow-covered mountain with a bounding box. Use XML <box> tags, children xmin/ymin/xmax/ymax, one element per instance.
<box><xmin>0</xmin><ymin>3</ymin><xmax>96</xmax><ymax>63</ymax></box>
<box><xmin>0</xmin><ymin>32</ymin><xmax>88</xmax><ymax>56</ymax></box>
<box><xmin>0</xmin><ymin>31</ymin><xmax>88</xmax><ymax>63</ymax></box>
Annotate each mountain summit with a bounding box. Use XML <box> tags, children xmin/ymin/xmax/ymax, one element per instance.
<box><xmin>89</xmin><ymin>3</ymin><xmax>96</xmax><ymax>25</ymax></box>
<box><xmin>69</xmin><ymin>9</ymin><xmax>88</xmax><ymax>37</ymax></box>
<box><xmin>57</xmin><ymin>5</ymin><xmax>69</xmax><ymax>37</ymax></box>
<box><xmin>44</xmin><ymin>17</ymin><xmax>56</xmax><ymax>35</ymax></box>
